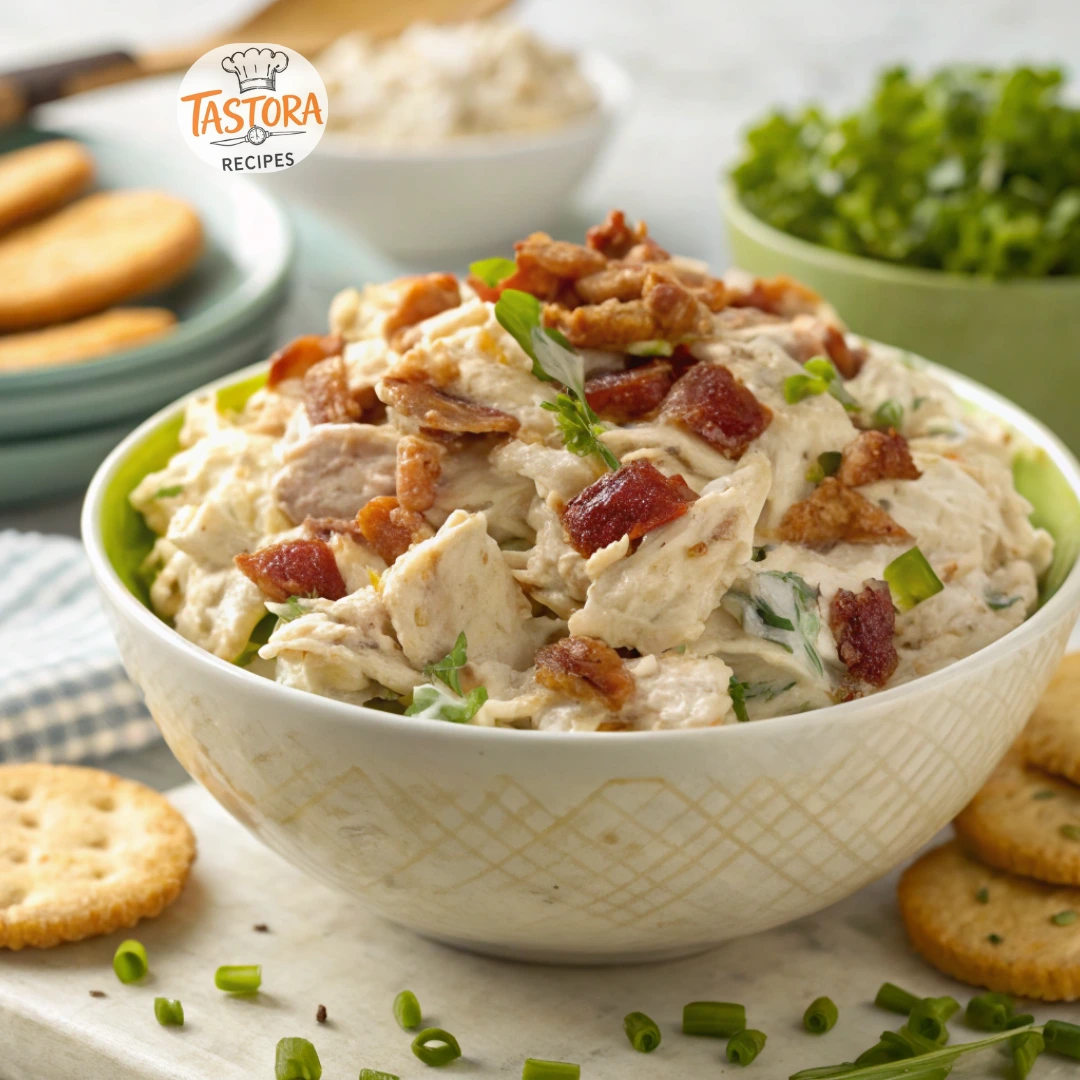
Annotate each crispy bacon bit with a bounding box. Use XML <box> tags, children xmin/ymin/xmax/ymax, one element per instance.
<box><xmin>235</xmin><ymin>538</ymin><xmax>347</xmax><ymax>603</ymax></box>
<box><xmin>829</xmin><ymin>582</ymin><xmax>898</xmax><ymax>687</ymax></box>
<box><xmin>355</xmin><ymin>496</ymin><xmax>430</xmax><ymax>565</ymax></box>
<box><xmin>728</xmin><ymin>273</ymin><xmax>822</xmax><ymax>317</ymax></box>
<box><xmin>823</xmin><ymin>324</ymin><xmax>866</xmax><ymax>379</ymax></box>
<box><xmin>515</xmin><ymin>232</ymin><xmax>607</xmax><ymax>279</ymax></box>
<box><xmin>584</xmin><ymin>361</ymin><xmax>674</xmax><ymax>423</ymax></box>
<box><xmin>303</xmin><ymin>356</ymin><xmax>361</xmax><ymax>425</ymax></box>
<box><xmin>303</xmin><ymin>516</ymin><xmax>366</xmax><ymax>544</ymax></box>
<box><xmin>396</xmin><ymin>434</ymin><xmax>443</xmax><ymax>513</ymax></box>
<box><xmin>643</xmin><ymin>272</ymin><xmax>706</xmax><ymax>337</ymax></box>
<box><xmin>777</xmin><ymin>477</ymin><xmax>911</xmax><ymax>548</ymax></box>
<box><xmin>267</xmin><ymin>333</ymin><xmax>344</xmax><ymax>387</ymax></box>
<box><xmin>535</xmin><ymin>635</ymin><xmax>636</xmax><ymax>711</ymax></box>
<box><xmin>383</xmin><ymin>273</ymin><xmax>461</xmax><ymax>352</ymax></box>
<box><xmin>837</xmin><ymin>430</ymin><xmax>921</xmax><ymax>487</ymax></box>
<box><xmin>585</xmin><ymin>210</ymin><xmax>669</xmax><ymax>262</ymax></box>
<box><xmin>660</xmin><ymin>362</ymin><xmax>772</xmax><ymax>460</ymax></box>
<box><xmin>380</xmin><ymin>378</ymin><xmax>520</xmax><ymax>435</ymax></box>
<box><xmin>574</xmin><ymin>264</ymin><xmax>648</xmax><ymax>304</ymax></box>
<box><xmin>562</xmin><ymin>460</ymin><xmax>697</xmax><ymax>557</ymax></box>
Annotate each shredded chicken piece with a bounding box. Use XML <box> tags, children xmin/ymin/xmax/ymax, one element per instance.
<box><xmin>380</xmin><ymin>378</ymin><xmax>521</xmax><ymax>435</ymax></box>
<box><xmin>837</xmin><ymin>430</ymin><xmax>921</xmax><ymax>487</ymax></box>
<box><xmin>562</xmin><ymin>460</ymin><xmax>697</xmax><ymax>557</ymax></box>
<box><xmin>535</xmin><ymin>635</ymin><xmax>636</xmax><ymax>710</ymax></box>
<box><xmin>777</xmin><ymin>477</ymin><xmax>911</xmax><ymax>547</ymax></box>
<box><xmin>304</xmin><ymin>356</ymin><xmax>362</xmax><ymax>426</ymax></box>
<box><xmin>396</xmin><ymin>434</ymin><xmax>443</xmax><ymax>512</ymax></box>
<box><xmin>829</xmin><ymin>581</ymin><xmax>898</xmax><ymax>687</ymax></box>
<box><xmin>267</xmin><ymin>333</ymin><xmax>344</xmax><ymax>387</ymax></box>
<box><xmin>355</xmin><ymin>495</ymin><xmax>431</xmax><ymax>565</ymax></box>
<box><xmin>584</xmin><ymin>361</ymin><xmax>674</xmax><ymax>423</ymax></box>
<box><xmin>383</xmin><ymin>273</ymin><xmax>461</xmax><ymax>352</ymax></box>
<box><xmin>235</xmin><ymin>538</ymin><xmax>347</xmax><ymax>602</ymax></box>
<box><xmin>660</xmin><ymin>362</ymin><xmax>772</xmax><ymax>460</ymax></box>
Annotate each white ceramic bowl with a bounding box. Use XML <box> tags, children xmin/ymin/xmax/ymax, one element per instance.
<box><xmin>266</xmin><ymin>51</ymin><xmax>631</xmax><ymax>258</ymax></box>
<box><xmin>82</xmin><ymin>358</ymin><xmax>1080</xmax><ymax>964</ymax></box>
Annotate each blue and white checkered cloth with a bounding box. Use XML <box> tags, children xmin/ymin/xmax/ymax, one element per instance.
<box><xmin>0</xmin><ymin>530</ymin><xmax>159</xmax><ymax>763</ymax></box>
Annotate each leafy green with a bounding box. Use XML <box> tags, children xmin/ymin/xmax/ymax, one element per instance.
<box><xmin>493</xmin><ymin>289</ymin><xmax>572</xmax><ymax>379</ymax></box>
<box><xmin>732</xmin><ymin>65</ymin><xmax>1080</xmax><ymax>278</ymax></box>
<box><xmin>469</xmin><ymin>256</ymin><xmax>517</xmax><ymax>287</ymax></box>
<box><xmin>728</xmin><ymin>676</ymin><xmax>797</xmax><ymax>722</ymax></box>
<box><xmin>405</xmin><ymin>632</ymin><xmax>488</xmax><ymax>723</ymax></box>
<box><xmin>424</xmin><ymin>631</ymin><xmax>468</xmax><ymax>695</ymax></box>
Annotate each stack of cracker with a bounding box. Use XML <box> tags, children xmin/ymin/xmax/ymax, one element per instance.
<box><xmin>0</xmin><ymin>139</ymin><xmax>202</xmax><ymax>372</ymax></box>
<box><xmin>900</xmin><ymin>654</ymin><xmax>1080</xmax><ymax>1001</ymax></box>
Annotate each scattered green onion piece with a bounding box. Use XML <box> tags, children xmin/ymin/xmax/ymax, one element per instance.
<box><xmin>1011</xmin><ymin>1031</ymin><xmax>1045</xmax><ymax>1079</ymax></box>
<box><xmin>1007</xmin><ymin>1013</ymin><xmax>1037</xmax><ymax>1030</ymax></box>
<box><xmin>988</xmin><ymin>933</ymin><xmax>1004</xmax><ymax>945</ymax></box>
<box><xmin>394</xmin><ymin>989</ymin><xmax>422</xmax><ymax>1030</ymax></box>
<box><xmin>965</xmin><ymin>992</ymin><xmax>1012</xmax><ymax>1031</ymax></box>
<box><xmin>521</xmin><ymin>1059</ymin><xmax>580</xmax><ymax>1080</ymax></box>
<box><xmin>874</xmin><ymin>982</ymin><xmax>921</xmax><ymax>1016</ymax></box>
<box><xmin>806</xmin><ymin>450</ymin><xmax>842</xmax><ymax>484</ymax></box>
<box><xmin>275</xmin><ymin>1037</ymin><xmax>322</xmax><ymax>1080</ymax></box>
<box><xmin>154</xmin><ymin>485</ymin><xmax>183</xmax><ymax>499</ymax></box>
<box><xmin>727</xmin><ymin>1028</ymin><xmax>767</xmax><ymax>1066</ymax></box>
<box><xmin>112</xmin><ymin>939</ymin><xmax>148</xmax><ymax>984</ymax></box>
<box><xmin>883</xmin><ymin>547</ymin><xmax>944</xmax><ymax>612</ymax></box>
<box><xmin>1061</xmin><ymin>824</ymin><xmax>1080</xmax><ymax>841</ymax></box>
<box><xmin>1044</xmin><ymin>1019</ymin><xmax>1080</xmax><ymax>1058</ymax></box>
<box><xmin>625</xmin><ymin>339</ymin><xmax>674</xmax><ymax>357</ymax></box>
<box><xmin>784</xmin><ymin>372</ymin><xmax>829</xmax><ymax>404</ymax></box>
<box><xmin>469</xmin><ymin>257</ymin><xmax>517</xmax><ymax>288</ymax></box>
<box><xmin>214</xmin><ymin>964</ymin><xmax>261</xmax><ymax>993</ymax></box>
<box><xmin>907</xmin><ymin>997</ymin><xmax>958</xmax><ymax>1044</ymax></box>
<box><xmin>1052</xmin><ymin>910</ymin><xmax>1078</xmax><ymax>926</ymax></box>
<box><xmin>804</xmin><ymin>997</ymin><xmax>839</xmax><ymax>1034</ymax></box>
<box><xmin>872</xmin><ymin>399</ymin><xmax>904</xmax><ymax>431</ymax></box>
<box><xmin>682</xmin><ymin>1000</ymin><xmax>746</xmax><ymax>1037</ymax></box>
<box><xmin>729</xmin><ymin>676</ymin><xmax>750</xmax><ymax>723</ymax></box>
<box><xmin>153</xmin><ymin>997</ymin><xmax>184</xmax><ymax>1026</ymax></box>
<box><xmin>623</xmin><ymin>1011</ymin><xmax>662</xmax><ymax>1052</ymax></box>
<box><xmin>1033</xmin><ymin>789</ymin><xmax>1057</xmax><ymax>800</ymax></box>
<box><xmin>975</xmin><ymin>887</ymin><xmax>989</xmax><ymax>903</ymax></box>
<box><xmin>411</xmin><ymin>1028</ymin><xmax>462</xmax><ymax>1067</ymax></box>
<box><xmin>359</xmin><ymin>1072</ymin><xmax>399</xmax><ymax>1080</ymax></box>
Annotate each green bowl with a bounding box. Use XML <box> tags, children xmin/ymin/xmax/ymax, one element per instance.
<box><xmin>719</xmin><ymin>182</ymin><xmax>1080</xmax><ymax>455</ymax></box>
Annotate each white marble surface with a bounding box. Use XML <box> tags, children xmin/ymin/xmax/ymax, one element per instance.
<box><xmin>2</xmin><ymin>783</ymin><xmax>1078</xmax><ymax>1080</ymax></box>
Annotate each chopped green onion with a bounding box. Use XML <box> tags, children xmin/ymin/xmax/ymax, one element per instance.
<box><xmin>215</xmin><ymin>964</ymin><xmax>261</xmax><ymax>993</ymax></box>
<box><xmin>985</xmin><ymin>589</ymin><xmax>1022</xmax><ymax>611</ymax></box>
<box><xmin>856</xmin><ymin>1025</ymin><xmax>941</xmax><ymax>1065</ymax></box>
<box><xmin>469</xmin><ymin>256</ymin><xmax>517</xmax><ymax>287</ymax></box>
<box><xmin>623</xmin><ymin>1011</ymin><xmax>661</xmax><ymax>1052</ymax></box>
<box><xmin>625</xmin><ymin>339</ymin><xmax>674</xmax><ymax>357</ymax></box>
<box><xmin>112</xmin><ymin>939</ymin><xmax>148</xmax><ymax>984</ymax></box>
<box><xmin>1034</xmin><ymin>789</ymin><xmax>1057</xmax><ymax>800</ymax></box>
<box><xmin>727</xmin><ymin>1029</ymin><xmax>767</xmax><ymax>1066</ymax></box>
<box><xmin>1044</xmin><ymin>1019</ymin><xmax>1080</xmax><ymax>1058</ymax></box>
<box><xmin>1052</xmin><ymin>910</ymin><xmax>1078</xmax><ymax>926</ymax></box>
<box><xmin>275</xmin><ymin>1037</ymin><xmax>321</xmax><ymax>1080</ymax></box>
<box><xmin>907</xmin><ymin>996</ymin><xmax>959</xmax><ymax>1044</ymax></box>
<box><xmin>359</xmin><ymin>1072</ymin><xmax>400</xmax><ymax>1080</ymax></box>
<box><xmin>394</xmin><ymin>989</ymin><xmax>422</xmax><ymax>1030</ymax></box>
<box><xmin>975</xmin><ymin>887</ymin><xmax>990</xmax><ymax>903</ymax></box>
<box><xmin>803</xmin><ymin>997</ymin><xmax>839</xmax><ymax>1034</ymax></box>
<box><xmin>751</xmin><ymin>546</ymin><xmax>767</xmax><ymax>562</ymax></box>
<box><xmin>883</xmin><ymin>547</ymin><xmax>944</xmax><ymax>612</ymax></box>
<box><xmin>872</xmin><ymin>399</ymin><xmax>904</xmax><ymax>431</ymax></box>
<box><xmin>988</xmin><ymin>933</ymin><xmax>1004</xmax><ymax>945</ymax></box>
<box><xmin>965</xmin><ymin>992</ymin><xmax>1013</xmax><ymax>1031</ymax></box>
<box><xmin>807</xmin><ymin>450</ymin><xmax>843</xmax><ymax>482</ymax></box>
<box><xmin>1061</xmin><ymin>824</ymin><xmax>1080</xmax><ymax>841</ymax></box>
<box><xmin>521</xmin><ymin>1059</ymin><xmax>580</xmax><ymax>1080</ymax></box>
<box><xmin>1007</xmin><ymin>1013</ymin><xmax>1037</xmax><ymax>1030</ymax></box>
<box><xmin>153</xmin><ymin>997</ymin><xmax>184</xmax><ymax>1026</ymax></box>
<box><xmin>874</xmin><ymin>982</ymin><xmax>920</xmax><ymax>1016</ymax></box>
<box><xmin>784</xmin><ymin>372</ymin><xmax>829</xmax><ymax>404</ymax></box>
<box><xmin>411</xmin><ymin>1028</ymin><xmax>462</xmax><ymax>1067</ymax></box>
<box><xmin>729</xmin><ymin>676</ymin><xmax>750</xmax><ymax>722</ymax></box>
<box><xmin>154</xmin><ymin>485</ymin><xmax>183</xmax><ymax>499</ymax></box>
<box><xmin>682</xmin><ymin>1000</ymin><xmax>746</xmax><ymax>1037</ymax></box>
<box><xmin>1011</xmin><ymin>1030</ymin><xmax>1045</xmax><ymax>1079</ymax></box>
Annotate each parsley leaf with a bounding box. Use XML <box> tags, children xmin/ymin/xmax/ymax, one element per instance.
<box><xmin>424</xmin><ymin>630</ymin><xmax>468</xmax><ymax>695</ymax></box>
<box><xmin>469</xmin><ymin>256</ymin><xmax>517</xmax><ymax>288</ymax></box>
<box><xmin>493</xmin><ymin>289</ymin><xmax>572</xmax><ymax>380</ymax></box>
<box><xmin>729</xmin><ymin>676</ymin><xmax>797</xmax><ymax>722</ymax></box>
<box><xmin>405</xmin><ymin>632</ymin><xmax>489</xmax><ymax>723</ymax></box>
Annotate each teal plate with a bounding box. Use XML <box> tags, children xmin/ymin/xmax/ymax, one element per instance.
<box><xmin>0</xmin><ymin>127</ymin><xmax>293</xmax><ymax>438</ymax></box>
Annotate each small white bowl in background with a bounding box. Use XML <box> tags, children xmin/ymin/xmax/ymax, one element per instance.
<box><xmin>267</xmin><ymin>52</ymin><xmax>632</xmax><ymax>260</ymax></box>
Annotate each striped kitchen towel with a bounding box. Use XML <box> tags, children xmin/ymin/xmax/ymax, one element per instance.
<box><xmin>0</xmin><ymin>530</ymin><xmax>159</xmax><ymax>763</ymax></box>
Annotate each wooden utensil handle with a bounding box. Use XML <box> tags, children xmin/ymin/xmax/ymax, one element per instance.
<box><xmin>0</xmin><ymin>50</ymin><xmax>141</xmax><ymax>127</ymax></box>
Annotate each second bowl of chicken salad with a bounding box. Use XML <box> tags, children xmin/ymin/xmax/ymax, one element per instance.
<box><xmin>83</xmin><ymin>210</ymin><xmax>1080</xmax><ymax>961</ymax></box>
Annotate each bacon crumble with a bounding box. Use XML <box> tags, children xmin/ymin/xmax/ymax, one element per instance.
<box><xmin>535</xmin><ymin>635</ymin><xmax>636</xmax><ymax>711</ymax></box>
<box><xmin>660</xmin><ymin>362</ymin><xmax>772</xmax><ymax>459</ymax></box>
<box><xmin>380</xmin><ymin>378</ymin><xmax>521</xmax><ymax>435</ymax></box>
<box><xmin>837</xmin><ymin>430</ymin><xmax>921</xmax><ymax>487</ymax></box>
<box><xmin>562</xmin><ymin>460</ymin><xmax>697</xmax><ymax>558</ymax></box>
<box><xmin>585</xmin><ymin>209</ymin><xmax>669</xmax><ymax>262</ymax></box>
<box><xmin>829</xmin><ymin>582</ymin><xmax>899</xmax><ymax>687</ymax></box>
<box><xmin>584</xmin><ymin>361</ymin><xmax>674</xmax><ymax>423</ymax></box>
<box><xmin>235</xmin><ymin>538</ymin><xmax>347</xmax><ymax>603</ymax></box>
<box><xmin>383</xmin><ymin>273</ymin><xmax>461</xmax><ymax>352</ymax></box>
<box><xmin>777</xmin><ymin>477</ymin><xmax>911</xmax><ymax>548</ymax></box>
<box><xmin>396</xmin><ymin>434</ymin><xmax>443</xmax><ymax>513</ymax></box>
<box><xmin>267</xmin><ymin>333</ymin><xmax>344</xmax><ymax>387</ymax></box>
<box><xmin>355</xmin><ymin>495</ymin><xmax>431</xmax><ymax>565</ymax></box>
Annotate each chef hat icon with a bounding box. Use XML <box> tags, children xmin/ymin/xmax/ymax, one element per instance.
<box><xmin>222</xmin><ymin>47</ymin><xmax>289</xmax><ymax>93</ymax></box>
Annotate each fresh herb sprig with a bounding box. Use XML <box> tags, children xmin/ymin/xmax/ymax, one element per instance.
<box><xmin>406</xmin><ymin>632</ymin><xmax>488</xmax><ymax>723</ymax></box>
<box><xmin>784</xmin><ymin>357</ymin><xmax>860</xmax><ymax>413</ymax></box>
<box><xmin>469</xmin><ymin>257</ymin><xmax>517</xmax><ymax>287</ymax></box>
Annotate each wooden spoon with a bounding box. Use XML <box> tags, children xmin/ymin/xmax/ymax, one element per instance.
<box><xmin>0</xmin><ymin>0</ymin><xmax>512</xmax><ymax>128</ymax></box>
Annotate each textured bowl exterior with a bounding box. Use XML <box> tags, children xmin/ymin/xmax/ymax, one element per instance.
<box><xmin>720</xmin><ymin>184</ymin><xmax>1080</xmax><ymax>457</ymax></box>
<box><xmin>83</xmin><ymin>363</ymin><xmax>1080</xmax><ymax>963</ymax></box>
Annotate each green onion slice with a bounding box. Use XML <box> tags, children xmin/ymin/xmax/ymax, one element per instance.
<box><xmin>394</xmin><ymin>989</ymin><xmax>422</xmax><ymax>1030</ymax></box>
<box><xmin>965</xmin><ymin>992</ymin><xmax>1013</xmax><ymax>1031</ymax></box>
<box><xmin>112</xmin><ymin>939</ymin><xmax>148</xmax><ymax>984</ymax></box>
<box><xmin>883</xmin><ymin>547</ymin><xmax>944</xmax><ymax>612</ymax></box>
<box><xmin>154</xmin><ymin>485</ymin><xmax>183</xmax><ymax>499</ymax></box>
<box><xmin>623</xmin><ymin>1011</ymin><xmax>662</xmax><ymax>1052</ymax></box>
<box><xmin>1053</xmin><ymin>909</ymin><xmax>1078</xmax><ymax>925</ymax></box>
<box><xmin>873</xmin><ymin>982</ymin><xmax>920</xmax><ymax>1016</ymax></box>
<box><xmin>411</xmin><ymin>1028</ymin><xmax>462</xmax><ymax>1067</ymax></box>
<box><xmin>872</xmin><ymin>399</ymin><xmax>904</xmax><ymax>431</ymax></box>
<box><xmin>682</xmin><ymin>1000</ymin><xmax>746</xmax><ymax>1037</ymax></box>
<box><xmin>153</xmin><ymin>997</ymin><xmax>184</xmax><ymax>1027</ymax></box>
<box><xmin>469</xmin><ymin>257</ymin><xmax>517</xmax><ymax>288</ymax></box>
<box><xmin>214</xmin><ymin>964</ymin><xmax>262</xmax><ymax>993</ymax></box>
<box><xmin>275</xmin><ymin>1037</ymin><xmax>322</xmax><ymax>1080</ymax></box>
<box><xmin>804</xmin><ymin>996</ymin><xmax>839</xmax><ymax>1034</ymax></box>
<box><xmin>907</xmin><ymin>996</ymin><xmax>958</xmax><ymax>1044</ymax></box>
<box><xmin>521</xmin><ymin>1059</ymin><xmax>580</xmax><ymax>1080</ymax></box>
<box><xmin>975</xmin><ymin>886</ymin><xmax>989</xmax><ymax>903</ymax></box>
<box><xmin>359</xmin><ymin>1071</ymin><xmax>400</xmax><ymax>1080</ymax></box>
<box><xmin>727</xmin><ymin>1028</ymin><xmax>767</xmax><ymax>1066</ymax></box>
<box><xmin>1012</xmin><ymin>1031</ymin><xmax>1045</xmax><ymax>1079</ymax></box>
<box><xmin>1044</xmin><ymin>1019</ymin><xmax>1080</xmax><ymax>1058</ymax></box>
<box><xmin>1061</xmin><ymin>824</ymin><xmax>1080</xmax><ymax>841</ymax></box>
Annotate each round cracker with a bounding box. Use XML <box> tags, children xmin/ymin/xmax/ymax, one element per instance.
<box><xmin>954</xmin><ymin>750</ymin><xmax>1080</xmax><ymax>885</ymax></box>
<box><xmin>0</xmin><ymin>190</ymin><xmax>202</xmax><ymax>331</ymax></box>
<box><xmin>0</xmin><ymin>139</ymin><xmax>94</xmax><ymax>233</ymax></box>
<box><xmin>899</xmin><ymin>840</ymin><xmax>1080</xmax><ymax>1001</ymax></box>
<box><xmin>0</xmin><ymin>764</ymin><xmax>195</xmax><ymax>950</ymax></box>
<box><xmin>1024</xmin><ymin>652</ymin><xmax>1080</xmax><ymax>785</ymax></box>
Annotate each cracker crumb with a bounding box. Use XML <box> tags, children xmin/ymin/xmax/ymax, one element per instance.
<box><xmin>316</xmin><ymin>1004</ymin><xmax>328</xmax><ymax>1023</ymax></box>
<box><xmin>253</xmin><ymin>924</ymin><xmax>270</xmax><ymax>933</ymax></box>
<box><xmin>89</xmin><ymin>990</ymin><xmax>106</xmax><ymax>998</ymax></box>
